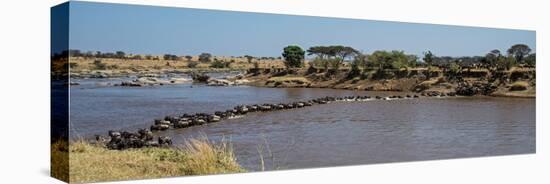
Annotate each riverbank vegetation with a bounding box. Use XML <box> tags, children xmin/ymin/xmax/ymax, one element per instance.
<box><xmin>51</xmin><ymin>138</ymin><xmax>244</xmax><ymax>183</ymax></box>
<box><xmin>58</xmin><ymin>43</ymin><xmax>535</xmax><ymax>97</ymax></box>
<box><xmin>248</xmin><ymin>43</ymin><xmax>535</xmax><ymax>97</ymax></box>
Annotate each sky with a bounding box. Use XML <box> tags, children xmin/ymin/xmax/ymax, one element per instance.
<box><xmin>60</xmin><ymin>1</ymin><xmax>536</xmax><ymax>57</ymax></box>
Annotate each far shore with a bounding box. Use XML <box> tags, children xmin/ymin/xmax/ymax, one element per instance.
<box><xmin>65</xmin><ymin>56</ymin><xmax>535</xmax><ymax>98</ymax></box>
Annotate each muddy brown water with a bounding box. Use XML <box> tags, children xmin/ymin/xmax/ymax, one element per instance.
<box><xmin>69</xmin><ymin>78</ymin><xmax>535</xmax><ymax>171</ymax></box>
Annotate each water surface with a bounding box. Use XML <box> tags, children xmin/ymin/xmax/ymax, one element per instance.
<box><xmin>69</xmin><ymin>78</ymin><xmax>536</xmax><ymax>171</ymax></box>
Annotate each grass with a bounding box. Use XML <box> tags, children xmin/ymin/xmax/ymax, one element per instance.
<box><xmin>416</xmin><ymin>77</ymin><xmax>444</xmax><ymax>90</ymax></box>
<box><xmin>51</xmin><ymin>140</ymin><xmax>69</xmax><ymax>182</ymax></box>
<box><xmin>51</xmin><ymin>138</ymin><xmax>244</xmax><ymax>183</ymax></box>
<box><xmin>510</xmin><ymin>81</ymin><xmax>529</xmax><ymax>91</ymax></box>
<box><xmin>69</xmin><ymin>56</ymin><xmax>285</xmax><ymax>71</ymax></box>
<box><xmin>268</xmin><ymin>76</ymin><xmax>310</xmax><ymax>83</ymax></box>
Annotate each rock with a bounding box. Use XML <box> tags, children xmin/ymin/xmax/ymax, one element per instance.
<box><xmin>234</xmin><ymin>79</ymin><xmax>250</xmax><ymax>85</ymax></box>
<box><xmin>190</xmin><ymin>73</ymin><xmax>210</xmax><ymax>83</ymax></box>
<box><xmin>169</xmin><ymin>77</ymin><xmax>192</xmax><ymax>84</ymax></box>
<box><xmin>207</xmin><ymin>78</ymin><xmax>234</xmax><ymax>86</ymax></box>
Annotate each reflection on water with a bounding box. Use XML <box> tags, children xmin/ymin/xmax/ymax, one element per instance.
<box><xmin>70</xmin><ymin>78</ymin><xmax>536</xmax><ymax>171</ymax></box>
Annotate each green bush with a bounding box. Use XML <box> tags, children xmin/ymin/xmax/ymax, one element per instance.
<box><xmin>210</xmin><ymin>60</ymin><xmax>226</xmax><ymax>68</ymax></box>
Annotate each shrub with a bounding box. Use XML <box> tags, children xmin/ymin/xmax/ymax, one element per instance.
<box><xmin>93</xmin><ymin>59</ymin><xmax>107</xmax><ymax>70</ymax></box>
<box><xmin>108</xmin><ymin>64</ymin><xmax>119</xmax><ymax>70</ymax></box>
<box><xmin>210</xmin><ymin>60</ymin><xmax>226</xmax><ymax>68</ymax></box>
<box><xmin>187</xmin><ymin>61</ymin><xmax>199</xmax><ymax>68</ymax></box>
<box><xmin>198</xmin><ymin>53</ymin><xmax>212</xmax><ymax>63</ymax></box>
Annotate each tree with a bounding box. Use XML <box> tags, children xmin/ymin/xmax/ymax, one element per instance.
<box><xmin>307</xmin><ymin>46</ymin><xmax>330</xmax><ymax>59</ymax></box>
<box><xmin>348</xmin><ymin>58</ymin><xmax>361</xmax><ymax>78</ymax></box>
<box><xmin>69</xmin><ymin>49</ymin><xmax>82</xmax><ymax>57</ymax></box>
<box><xmin>334</xmin><ymin>46</ymin><xmax>358</xmax><ymax>62</ymax></box>
<box><xmin>184</xmin><ymin>55</ymin><xmax>193</xmax><ymax>62</ymax></box>
<box><xmin>369</xmin><ymin>50</ymin><xmax>393</xmax><ymax>69</ymax></box>
<box><xmin>244</xmin><ymin>55</ymin><xmax>254</xmax><ymax>63</ymax></box>
<box><xmin>282</xmin><ymin>45</ymin><xmax>305</xmax><ymax>68</ymax></box>
<box><xmin>163</xmin><ymin>54</ymin><xmax>179</xmax><ymax>61</ymax></box>
<box><xmin>485</xmin><ymin>49</ymin><xmax>501</xmax><ymax>67</ymax></box>
<box><xmin>389</xmin><ymin>50</ymin><xmax>408</xmax><ymax>69</ymax></box>
<box><xmin>210</xmin><ymin>59</ymin><xmax>226</xmax><ymax>68</ymax></box>
<box><xmin>354</xmin><ymin>52</ymin><xmax>368</xmax><ymax>72</ymax></box>
<box><xmin>323</xmin><ymin>45</ymin><xmax>358</xmax><ymax>71</ymax></box>
<box><xmin>407</xmin><ymin>55</ymin><xmax>418</xmax><ymax>68</ymax></box>
<box><xmin>423</xmin><ymin>51</ymin><xmax>434</xmax><ymax>66</ymax></box>
<box><xmin>524</xmin><ymin>53</ymin><xmax>536</xmax><ymax>67</ymax></box>
<box><xmin>115</xmin><ymin>51</ymin><xmax>126</xmax><ymax>59</ymax></box>
<box><xmin>198</xmin><ymin>53</ymin><xmax>212</xmax><ymax>62</ymax></box>
<box><xmin>507</xmin><ymin>44</ymin><xmax>531</xmax><ymax>64</ymax></box>
<box><xmin>497</xmin><ymin>55</ymin><xmax>516</xmax><ymax>71</ymax></box>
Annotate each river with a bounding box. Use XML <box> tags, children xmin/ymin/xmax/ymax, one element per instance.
<box><xmin>69</xmin><ymin>77</ymin><xmax>536</xmax><ymax>171</ymax></box>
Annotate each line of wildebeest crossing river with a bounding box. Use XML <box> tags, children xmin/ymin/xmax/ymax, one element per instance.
<box><xmin>98</xmin><ymin>91</ymin><xmax>459</xmax><ymax>150</ymax></box>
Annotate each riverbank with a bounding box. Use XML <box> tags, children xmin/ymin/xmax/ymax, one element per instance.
<box><xmin>66</xmin><ymin>55</ymin><xmax>535</xmax><ymax>98</ymax></box>
<box><xmin>68</xmin><ymin>56</ymin><xmax>284</xmax><ymax>79</ymax></box>
<box><xmin>51</xmin><ymin>139</ymin><xmax>244</xmax><ymax>183</ymax></box>
<box><xmin>242</xmin><ymin>67</ymin><xmax>536</xmax><ymax>98</ymax></box>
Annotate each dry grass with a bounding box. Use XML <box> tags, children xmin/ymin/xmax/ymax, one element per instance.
<box><xmin>51</xmin><ymin>140</ymin><xmax>69</xmax><ymax>182</ymax></box>
<box><xmin>268</xmin><ymin>76</ymin><xmax>310</xmax><ymax>83</ymax></box>
<box><xmin>51</xmin><ymin>138</ymin><xmax>244</xmax><ymax>183</ymax></box>
<box><xmin>510</xmin><ymin>81</ymin><xmax>529</xmax><ymax>91</ymax></box>
<box><xmin>69</xmin><ymin>57</ymin><xmax>285</xmax><ymax>71</ymax></box>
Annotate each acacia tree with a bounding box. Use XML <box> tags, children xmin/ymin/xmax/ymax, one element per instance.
<box><xmin>282</xmin><ymin>45</ymin><xmax>305</xmax><ymax>68</ymax></box>
<box><xmin>198</xmin><ymin>53</ymin><xmax>212</xmax><ymax>62</ymax></box>
<box><xmin>507</xmin><ymin>44</ymin><xmax>531</xmax><ymax>64</ymax></box>
<box><xmin>115</xmin><ymin>51</ymin><xmax>126</xmax><ymax>59</ymax></box>
<box><xmin>369</xmin><ymin>50</ymin><xmax>392</xmax><ymax>69</ymax></box>
<box><xmin>324</xmin><ymin>46</ymin><xmax>358</xmax><ymax>70</ymax></box>
<box><xmin>307</xmin><ymin>46</ymin><xmax>330</xmax><ymax>59</ymax></box>
<box><xmin>307</xmin><ymin>46</ymin><xmax>331</xmax><ymax>68</ymax></box>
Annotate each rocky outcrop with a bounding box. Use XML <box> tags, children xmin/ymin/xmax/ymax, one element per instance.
<box><xmin>116</xmin><ymin>77</ymin><xmax>191</xmax><ymax>87</ymax></box>
<box><xmin>207</xmin><ymin>78</ymin><xmax>251</xmax><ymax>86</ymax></box>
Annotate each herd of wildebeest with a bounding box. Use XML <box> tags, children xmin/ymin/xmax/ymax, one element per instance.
<box><xmin>98</xmin><ymin>91</ymin><xmax>458</xmax><ymax>150</ymax></box>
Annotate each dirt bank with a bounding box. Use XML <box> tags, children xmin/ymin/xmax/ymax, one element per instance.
<box><xmin>242</xmin><ymin>67</ymin><xmax>536</xmax><ymax>98</ymax></box>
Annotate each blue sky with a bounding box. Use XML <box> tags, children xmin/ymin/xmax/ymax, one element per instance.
<box><xmin>65</xmin><ymin>1</ymin><xmax>535</xmax><ymax>57</ymax></box>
